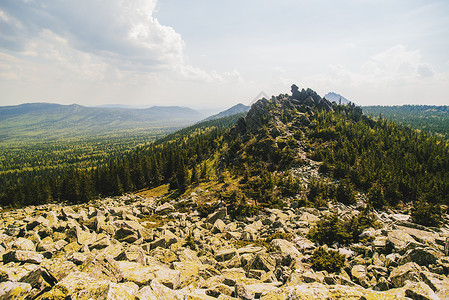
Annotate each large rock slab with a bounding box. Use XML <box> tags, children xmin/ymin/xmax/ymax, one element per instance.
<box><xmin>270</xmin><ymin>239</ymin><xmax>300</xmax><ymax>256</ymax></box>
<box><xmin>0</xmin><ymin>281</ymin><xmax>32</xmax><ymax>300</ymax></box>
<box><xmin>389</xmin><ymin>262</ymin><xmax>422</xmax><ymax>288</ymax></box>
<box><xmin>3</xmin><ymin>250</ymin><xmax>44</xmax><ymax>264</ymax></box>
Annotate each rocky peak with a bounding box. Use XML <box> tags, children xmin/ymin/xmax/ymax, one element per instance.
<box><xmin>235</xmin><ymin>85</ymin><xmax>335</xmax><ymax>136</ymax></box>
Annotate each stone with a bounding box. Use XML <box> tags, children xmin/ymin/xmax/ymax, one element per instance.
<box><xmin>41</xmin><ymin>257</ymin><xmax>78</xmax><ymax>282</ymax></box>
<box><xmin>398</xmin><ymin>248</ymin><xmax>438</xmax><ymax>266</ymax></box>
<box><xmin>26</xmin><ymin>216</ymin><xmax>50</xmax><ymax>230</ymax></box>
<box><xmin>90</xmin><ymin>234</ymin><xmax>111</xmax><ymax>250</ymax></box>
<box><xmin>150</xmin><ymin>279</ymin><xmax>177</xmax><ymax>299</ymax></box>
<box><xmin>246</xmin><ymin>253</ymin><xmax>276</xmax><ymax>273</ymax></box>
<box><xmin>155</xmin><ymin>202</ymin><xmax>175</xmax><ymax>214</ymax></box>
<box><xmin>389</xmin><ymin>262</ymin><xmax>422</xmax><ymax>288</ymax></box>
<box><xmin>351</xmin><ymin>265</ymin><xmax>370</xmax><ymax>288</ymax></box>
<box><xmin>387</xmin><ymin>230</ymin><xmax>416</xmax><ymax>249</ymax></box>
<box><xmin>0</xmin><ymin>263</ymin><xmax>41</xmax><ymax>282</ymax></box>
<box><xmin>115</xmin><ymin>227</ymin><xmax>139</xmax><ymax>243</ymax></box>
<box><xmin>136</xmin><ymin>286</ymin><xmax>159</xmax><ymax>300</ymax></box>
<box><xmin>68</xmin><ymin>252</ymin><xmax>88</xmax><ymax>265</ymax></box>
<box><xmin>116</xmin><ymin>261</ymin><xmax>159</xmax><ymax>286</ymax></box>
<box><xmin>206</xmin><ymin>207</ymin><xmax>227</xmax><ymax>224</ymax></box>
<box><xmin>215</xmin><ymin>248</ymin><xmax>237</xmax><ymax>262</ymax></box>
<box><xmin>116</xmin><ymin>245</ymin><xmax>146</xmax><ymax>265</ymax></box>
<box><xmin>270</xmin><ymin>239</ymin><xmax>300</xmax><ymax>256</ymax></box>
<box><xmin>404</xmin><ymin>281</ymin><xmax>438</xmax><ymax>300</ymax></box>
<box><xmin>0</xmin><ymin>281</ymin><xmax>32</xmax><ymax>300</ymax></box>
<box><xmin>153</xmin><ymin>268</ymin><xmax>182</xmax><ymax>289</ymax></box>
<box><xmin>420</xmin><ymin>270</ymin><xmax>449</xmax><ymax>299</ymax></box>
<box><xmin>3</xmin><ymin>250</ymin><xmax>44</xmax><ymax>264</ymax></box>
<box><xmin>19</xmin><ymin>267</ymin><xmax>54</xmax><ymax>298</ymax></box>
<box><xmin>235</xmin><ymin>282</ymin><xmax>282</xmax><ymax>299</ymax></box>
<box><xmin>212</xmin><ymin>219</ymin><xmax>226</xmax><ymax>234</ymax></box>
<box><xmin>11</xmin><ymin>237</ymin><xmax>35</xmax><ymax>251</ymax></box>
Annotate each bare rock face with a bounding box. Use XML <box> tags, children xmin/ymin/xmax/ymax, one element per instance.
<box><xmin>0</xmin><ymin>192</ymin><xmax>448</xmax><ymax>299</ymax></box>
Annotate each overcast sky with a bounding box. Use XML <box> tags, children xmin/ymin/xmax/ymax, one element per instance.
<box><xmin>1</xmin><ymin>0</ymin><xmax>448</xmax><ymax>108</ymax></box>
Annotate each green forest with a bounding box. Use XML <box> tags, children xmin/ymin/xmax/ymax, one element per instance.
<box><xmin>1</xmin><ymin>95</ymin><xmax>449</xmax><ymax>229</ymax></box>
<box><xmin>363</xmin><ymin>105</ymin><xmax>449</xmax><ymax>139</ymax></box>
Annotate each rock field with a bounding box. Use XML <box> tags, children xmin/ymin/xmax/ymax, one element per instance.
<box><xmin>1</xmin><ymin>192</ymin><xmax>449</xmax><ymax>299</ymax></box>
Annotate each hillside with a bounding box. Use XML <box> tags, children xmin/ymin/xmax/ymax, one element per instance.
<box><xmin>324</xmin><ymin>92</ymin><xmax>351</xmax><ymax>105</ymax></box>
<box><xmin>363</xmin><ymin>105</ymin><xmax>449</xmax><ymax>139</ymax></box>
<box><xmin>0</xmin><ymin>103</ymin><xmax>203</xmax><ymax>142</ymax></box>
<box><xmin>1</xmin><ymin>86</ymin><xmax>449</xmax><ymax>299</ymax></box>
<box><xmin>203</xmin><ymin>103</ymin><xmax>250</xmax><ymax>121</ymax></box>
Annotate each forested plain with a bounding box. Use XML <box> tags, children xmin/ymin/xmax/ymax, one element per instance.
<box><xmin>363</xmin><ymin>105</ymin><xmax>449</xmax><ymax>139</ymax></box>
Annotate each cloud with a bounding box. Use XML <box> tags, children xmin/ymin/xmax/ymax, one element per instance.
<box><xmin>0</xmin><ymin>0</ymin><xmax>185</xmax><ymax>70</ymax></box>
<box><xmin>305</xmin><ymin>45</ymin><xmax>449</xmax><ymax>105</ymax></box>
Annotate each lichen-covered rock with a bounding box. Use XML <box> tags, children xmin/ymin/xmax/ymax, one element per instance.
<box><xmin>389</xmin><ymin>262</ymin><xmax>422</xmax><ymax>288</ymax></box>
<box><xmin>3</xmin><ymin>250</ymin><xmax>44</xmax><ymax>264</ymax></box>
<box><xmin>0</xmin><ymin>281</ymin><xmax>32</xmax><ymax>300</ymax></box>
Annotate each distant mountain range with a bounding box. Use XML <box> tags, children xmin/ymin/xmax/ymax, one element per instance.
<box><xmin>0</xmin><ymin>103</ymin><xmax>203</xmax><ymax>142</ymax></box>
<box><xmin>324</xmin><ymin>92</ymin><xmax>352</xmax><ymax>105</ymax></box>
<box><xmin>203</xmin><ymin>103</ymin><xmax>250</xmax><ymax>121</ymax></box>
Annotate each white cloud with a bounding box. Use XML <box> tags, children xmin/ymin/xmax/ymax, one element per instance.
<box><xmin>0</xmin><ymin>0</ymin><xmax>246</xmax><ymax>106</ymax></box>
<box><xmin>306</xmin><ymin>45</ymin><xmax>449</xmax><ymax>105</ymax></box>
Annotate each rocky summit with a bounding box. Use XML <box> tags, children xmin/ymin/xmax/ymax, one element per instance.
<box><xmin>1</xmin><ymin>192</ymin><xmax>449</xmax><ymax>299</ymax></box>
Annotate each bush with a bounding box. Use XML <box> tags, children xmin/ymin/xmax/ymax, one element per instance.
<box><xmin>368</xmin><ymin>183</ymin><xmax>386</xmax><ymax>209</ymax></box>
<box><xmin>335</xmin><ymin>179</ymin><xmax>356</xmax><ymax>205</ymax></box>
<box><xmin>411</xmin><ymin>200</ymin><xmax>442</xmax><ymax>227</ymax></box>
<box><xmin>307</xmin><ymin>209</ymin><xmax>378</xmax><ymax>246</ymax></box>
<box><xmin>310</xmin><ymin>246</ymin><xmax>345</xmax><ymax>273</ymax></box>
<box><xmin>307</xmin><ymin>214</ymin><xmax>352</xmax><ymax>246</ymax></box>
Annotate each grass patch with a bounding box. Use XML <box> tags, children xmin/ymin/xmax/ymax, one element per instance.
<box><xmin>136</xmin><ymin>184</ymin><xmax>169</xmax><ymax>198</ymax></box>
<box><xmin>138</xmin><ymin>214</ymin><xmax>174</xmax><ymax>229</ymax></box>
<box><xmin>233</xmin><ymin>232</ymin><xmax>293</xmax><ymax>251</ymax></box>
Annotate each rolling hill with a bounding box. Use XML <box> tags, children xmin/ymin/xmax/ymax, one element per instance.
<box><xmin>0</xmin><ymin>103</ymin><xmax>203</xmax><ymax>142</ymax></box>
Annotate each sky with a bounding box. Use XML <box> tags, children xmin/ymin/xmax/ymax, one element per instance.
<box><xmin>1</xmin><ymin>0</ymin><xmax>448</xmax><ymax>109</ymax></box>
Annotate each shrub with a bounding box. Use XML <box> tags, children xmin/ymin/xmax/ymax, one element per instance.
<box><xmin>368</xmin><ymin>183</ymin><xmax>386</xmax><ymax>209</ymax></box>
<box><xmin>411</xmin><ymin>199</ymin><xmax>442</xmax><ymax>227</ymax></box>
<box><xmin>310</xmin><ymin>246</ymin><xmax>345</xmax><ymax>273</ymax></box>
<box><xmin>307</xmin><ymin>214</ymin><xmax>352</xmax><ymax>246</ymax></box>
<box><xmin>335</xmin><ymin>179</ymin><xmax>356</xmax><ymax>205</ymax></box>
<box><xmin>307</xmin><ymin>209</ymin><xmax>378</xmax><ymax>246</ymax></box>
<box><xmin>197</xmin><ymin>202</ymin><xmax>219</xmax><ymax>217</ymax></box>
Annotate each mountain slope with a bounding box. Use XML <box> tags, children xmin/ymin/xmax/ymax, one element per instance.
<box><xmin>203</xmin><ymin>103</ymin><xmax>250</xmax><ymax>121</ymax></box>
<box><xmin>324</xmin><ymin>92</ymin><xmax>351</xmax><ymax>105</ymax></box>
<box><xmin>0</xmin><ymin>103</ymin><xmax>203</xmax><ymax>142</ymax></box>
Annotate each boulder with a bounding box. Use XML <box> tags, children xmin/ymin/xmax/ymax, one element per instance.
<box><xmin>398</xmin><ymin>248</ymin><xmax>438</xmax><ymax>266</ymax></box>
<box><xmin>115</xmin><ymin>227</ymin><xmax>139</xmax><ymax>243</ymax></box>
<box><xmin>387</xmin><ymin>230</ymin><xmax>416</xmax><ymax>249</ymax></box>
<box><xmin>389</xmin><ymin>262</ymin><xmax>422</xmax><ymax>288</ymax></box>
<box><xmin>420</xmin><ymin>270</ymin><xmax>449</xmax><ymax>299</ymax></box>
<box><xmin>270</xmin><ymin>239</ymin><xmax>300</xmax><ymax>256</ymax></box>
<box><xmin>246</xmin><ymin>253</ymin><xmax>276</xmax><ymax>273</ymax></box>
<box><xmin>10</xmin><ymin>237</ymin><xmax>35</xmax><ymax>251</ymax></box>
<box><xmin>403</xmin><ymin>281</ymin><xmax>438</xmax><ymax>300</ymax></box>
<box><xmin>3</xmin><ymin>250</ymin><xmax>44</xmax><ymax>264</ymax></box>
<box><xmin>155</xmin><ymin>202</ymin><xmax>175</xmax><ymax>214</ymax></box>
<box><xmin>212</xmin><ymin>219</ymin><xmax>226</xmax><ymax>234</ymax></box>
<box><xmin>0</xmin><ymin>281</ymin><xmax>32</xmax><ymax>300</ymax></box>
<box><xmin>116</xmin><ymin>261</ymin><xmax>160</xmax><ymax>286</ymax></box>
<box><xmin>206</xmin><ymin>207</ymin><xmax>227</xmax><ymax>224</ymax></box>
<box><xmin>215</xmin><ymin>248</ymin><xmax>237</xmax><ymax>262</ymax></box>
<box><xmin>351</xmin><ymin>265</ymin><xmax>370</xmax><ymax>288</ymax></box>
